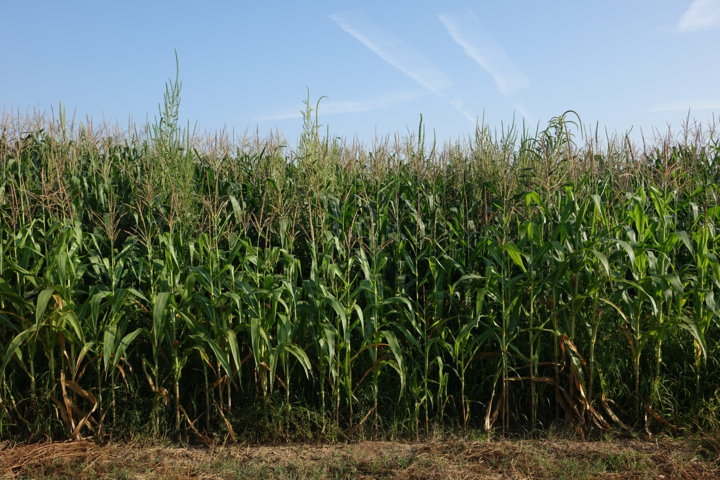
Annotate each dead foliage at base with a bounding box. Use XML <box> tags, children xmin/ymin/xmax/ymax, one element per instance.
<box><xmin>1</xmin><ymin>436</ymin><xmax>719</xmax><ymax>479</ymax></box>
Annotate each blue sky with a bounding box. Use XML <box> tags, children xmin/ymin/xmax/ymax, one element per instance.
<box><xmin>2</xmin><ymin>1</ymin><xmax>719</xmax><ymax>145</ymax></box>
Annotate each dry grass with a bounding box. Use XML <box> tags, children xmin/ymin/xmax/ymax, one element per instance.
<box><xmin>1</xmin><ymin>436</ymin><xmax>718</xmax><ymax>480</ymax></box>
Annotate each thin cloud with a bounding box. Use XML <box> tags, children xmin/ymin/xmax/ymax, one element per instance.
<box><xmin>330</xmin><ymin>9</ymin><xmax>476</xmax><ymax>125</ymax></box>
<box><xmin>439</xmin><ymin>11</ymin><xmax>529</xmax><ymax>96</ymax></box>
<box><xmin>677</xmin><ymin>0</ymin><xmax>720</xmax><ymax>32</ymax></box>
<box><xmin>449</xmin><ymin>98</ymin><xmax>476</xmax><ymax>125</ymax></box>
<box><xmin>329</xmin><ymin>10</ymin><xmax>453</xmax><ymax>96</ymax></box>
<box><xmin>649</xmin><ymin>100</ymin><xmax>720</xmax><ymax>112</ymax></box>
<box><xmin>260</xmin><ymin>90</ymin><xmax>424</xmax><ymax>121</ymax></box>
<box><xmin>514</xmin><ymin>103</ymin><xmax>537</xmax><ymax>124</ymax></box>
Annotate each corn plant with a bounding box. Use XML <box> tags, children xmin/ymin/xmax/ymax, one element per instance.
<box><xmin>2</xmin><ymin>93</ymin><xmax>720</xmax><ymax>441</ymax></box>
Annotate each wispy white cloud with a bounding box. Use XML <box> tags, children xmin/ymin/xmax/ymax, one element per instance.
<box><xmin>330</xmin><ymin>9</ymin><xmax>477</xmax><ymax>125</ymax></box>
<box><xmin>330</xmin><ymin>10</ymin><xmax>453</xmax><ymax>96</ymax></box>
<box><xmin>514</xmin><ymin>103</ymin><xmax>537</xmax><ymax>124</ymax></box>
<box><xmin>439</xmin><ymin>11</ymin><xmax>529</xmax><ymax>96</ymax></box>
<box><xmin>260</xmin><ymin>90</ymin><xmax>424</xmax><ymax>121</ymax></box>
<box><xmin>448</xmin><ymin>98</ymin><xmax>476</xmax><ymax>125</ymax></box>
<box><xmin>649</xmin><ymin>100</ymin><xmax>720</xmax><ymax>112</ymax></box>
<box><xmin>677</xmin><ymin>0</ymin><xmax>720</xmax><ymax>32</ymax></box>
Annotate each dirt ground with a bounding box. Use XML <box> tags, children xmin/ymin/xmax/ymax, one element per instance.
<box><xmin>1</xmin><ymin>436</ymin><xmax>719</xmax><ymax>479</ymax></box>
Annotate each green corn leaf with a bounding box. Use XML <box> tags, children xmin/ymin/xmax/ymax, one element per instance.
<box><xmin>35</xmin><ymin>288</ymin><xmax>55</xmax><ymax>325</ymax></box>
<box><xmin>153</xmin><ymin>292</ymin><xmax>171</xmax><ymax>345</ymax></box>
<box><xmin>113</xmin><ymin>328</ymin><xmax>144</xmax><ymax>368</ymax></box>
<box><xmin>382</xmin><ymin>330</ymin><xmax>405</xmax><ymax>392</ymax></box>
<box><xmin>503</xmin><ymin>243</ymin><xmax>526</xmax><ymax>272</ymax></box>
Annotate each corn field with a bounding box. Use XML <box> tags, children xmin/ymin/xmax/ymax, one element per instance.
<box><xmin>1</xmin><ymin>84</ymin><xmax>720</xmax><ymax>441</ymax></box>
